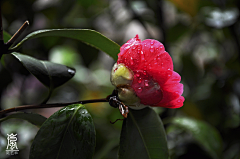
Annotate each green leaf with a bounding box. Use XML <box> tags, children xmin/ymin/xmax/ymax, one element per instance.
<box><xmin>170</xmin><ymin>117</ymin><xmax>223</xmax><ymax>159</ymax></box>
<box><xmin>119</xmin><ymin>107</ymin><xmax>169</xmax><ymax>159</ymax></box>
<box><xmin>30</xmin><ymin>104</ymin><xmax>96</xmax><ymax>159</ymax></box>
<box><xmin>3</xmin><ymin>31</ymin><xmax>12</xmax><ymax>43</ymax></box>
<box><xmin>10</xmin><ymin>29</ymin><xmax>120</xmax><ymax>61</ymax></box>
<box><xmin>0</xmin><ymin>112</ymin><xmax>47</xmax><ymax>127</ymax></box>
<box><xmin>11</xmin><ymin>52</ymin><xmax>75</xmax><ymax>89</ymax></box>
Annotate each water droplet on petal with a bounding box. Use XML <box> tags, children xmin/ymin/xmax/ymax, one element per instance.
<box><xmin>138</xmin><ymin>78</ymin><xmax>142</xmax><ymax>83</ymax></box>
<box><xmin>144</xmin><ymin>80</ymin><xmax>149</xmax><ymax>86</ymax></box>
<box><xmin>141</xmin><ymin>51</ymin><xmax>145</xmax><ymax>61</ymax></box>
<box><xmin>161</xmin><ymin>62</ymin><xmax>164</xmax><ymax>68</ymax></box>
<box><xmin>137</xmin><ymin>87</ymin><xmax>142</xmax><ymax>92</ymax></box>
<box><xmin>130</xmin><ymin>57</ymin><xmax>134</xmax><ymax>65</ymax></box>
<box><xmin>148</xmin><ymin>64</ymin><xmax>152</xmax><ymax>69</ymax></box>
<box><xmin>150</xmin><ymin>41</ymin><xmax>154</xmax><ymax>45</ymax></box>
<box><xmin>143</xmin><ymin>71</ymin><xmax>147</xmax><ymax>75</ymax></box>
<box><xmin>143</xmin><ymin>66</ymin><xmax>147</xmax><ymax>71</ymax></box>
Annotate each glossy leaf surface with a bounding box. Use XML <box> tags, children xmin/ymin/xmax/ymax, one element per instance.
<box><xmin>10</xmin><ymin>29</ymin><xmax>120</xmax><ymax>61</ymax></box>
<box><xmin>30</xmin><ymin>104</ymin><xmax>96</xmax><ymax>159</ymax></box>
<box><xmin>11</xmin><ymin>52</ymin><xmax>75</xmax><ymax>89</ymax></box>
<box><xmin>170</xmin><ymin>117</ymin><xmax>223</xmax><ymax>159</ymax></box>
<box><xmin>119</xmin><ymin>107</ymin><xmax>169</xmax><ymax>159</ymax></box>
<box><xmin>0</xmin><ymin>112</ymin><xmax>47</xmax><ymax>127</ymax></box>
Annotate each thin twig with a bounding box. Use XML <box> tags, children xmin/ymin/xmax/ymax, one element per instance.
<box><xmin>6</xmin><ymin>21</ymin><xmax>29</xmax><ymax>45</ymax></box>
<box><xmin>0</xmin><ymin>98</ymin><xmax>108</xmax><ymax>116</ymax></box>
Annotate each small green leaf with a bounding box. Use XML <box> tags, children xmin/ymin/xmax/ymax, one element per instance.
<box><xmin>30</xmin><ymin>104</ymin><xmax>96</xmax><ymax>159</ymax></box>
<box><xmin>3</xmin><ymin>31</ymin><xmax>12</xmax><ymax>43</ymax></box>
<box><xmin>119</xmin><ymin>107</ymin><xmax>169</xmax><ymax>159</ymax></box>
<box><xmin>11</xmin><ymin>52</ymin><xmax>75</xmax><ymax>89</ymax></box>
<box><xmin>0</xmin><ymin>112</ymin><xmax>47</xmax><ymax>127</ymax></box>
<box><xmin>10</xmin><ymin>29</ymin><xmax>120</xmax><ymax>61</ymax></box>
<box><xmin>170</xmin><ymin>117</ymin><xmax>223</xmax><ymax>159</ymax></box>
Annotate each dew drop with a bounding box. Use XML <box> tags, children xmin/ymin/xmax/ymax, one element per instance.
<box><xmin>161</xmin><ymin>62</ymin><xmax>164</xmax><ymax>68</ymax></box>
<box><xmin>143</xmin><ymin>66</ymin><xmax>147</xmax><ymax>70</ymax></box>
<box><xmin>148</xmin><ymin>64</ymin><xmax>152</xmax><ymax>69</ymax></box>
<box><xmin>150</xmin><ymin>41</ymin><xmax>154</xmax><ymax>45</ymax></box>
<box><xmin>137</xmin><ymin>87</ymin><xmax>142</xmax><ymax>92</ymax></box>
<box><xmin>144</xmin><ymin>80</ymin><xmax>149</xmax><ymax>86</ymax></box>
<box><xmin>143</xmin><ymin>71</ymin><xmax>147</xmax><ymax>75</ymax></box>
<box><xmin>141</xmin><ymin>51</ymin><xmax>145</xmax><ymax>61</ymax></box>
<box><xmin>136</xmin><ymin>73</ymin><xmax>140</xmax><ymax>77</ymax></box>
<box><xmin>138</xmin><ymin>78</ymin><xmax>142</xmax><ymax>83</ymax></box>
<box><xmin>130</xmin><ymin>57</ymin><xmax>134</xmax><ymax>65</ymax></box>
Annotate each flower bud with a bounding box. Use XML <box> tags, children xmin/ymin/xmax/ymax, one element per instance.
<box><xmin>111</xmin><ymin>63</ymin><xmax>147</xmax><ymax>110</ymax></box>
<box><xmin>110</xmin><ymin>63</ymin><xmax>133</xmax><ymax>87</ymax></box>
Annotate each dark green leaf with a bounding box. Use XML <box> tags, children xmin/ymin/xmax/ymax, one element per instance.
<box><xmin>30</xmin><ymin>104</ymin><xmax>96</xmax><ymax>159</ymax></box>
<box><xmin>0</xmin><ymin>112</ymin><xmax>47</xmax><ymax>127</ymax></box>
<box><xmin>11</xmin><ymin>52</ymin><xmax>75</xmax><ymax>89</ymax></box>
<box><xmin>170</xmin><ymin>117</ymin><xmax>223</xmax><ymax>159</ymax></box>
<box><xmin>119</xmin><ymin>107</ymin><xmax>169</xmax><ymax>159</ymax></box>
<box><xmin>10</xmin><ymin>29</ymin><xmax>120</xmax><ymax>61</ymax></box>
<box><xmin>3</xmin><ymin>31</ymin><xmax>12</xmax><ymax>43</ymax></box>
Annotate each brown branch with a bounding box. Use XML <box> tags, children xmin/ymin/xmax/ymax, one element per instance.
<box><xmin>6</xmin><ymin>21</ymin><xmax>29</xmax><ymax>45</ymax></box>
<box><xmin>0</xmin><ymin>98</ymin><xmax>108</xmax><ymax>116</ymax></box>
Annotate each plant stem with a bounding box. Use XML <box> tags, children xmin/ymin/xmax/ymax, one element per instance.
<box><xmin>0</xmin><ymin>98</ymin><xmax>108</xmax><ymax>116</ymax></box>
<box><xmin>6</xmin><ymin>21</ymin><xmax>29</xmax><ymax>45</ymax></box>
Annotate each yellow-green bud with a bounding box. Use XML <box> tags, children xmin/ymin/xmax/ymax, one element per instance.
<box><xmin>111</xmin><ymin>63</ymin><xmax>148</xmax><ymax>110</ymax></box>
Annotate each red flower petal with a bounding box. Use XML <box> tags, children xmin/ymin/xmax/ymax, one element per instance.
<box><xmin>117</xmin><ymin>35</ymin><xmax>184</xmax><ymax>108</ymax></box>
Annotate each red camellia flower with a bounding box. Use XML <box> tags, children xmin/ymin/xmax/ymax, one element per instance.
<box><xmin>111</xmin><ymin>35</ymin><xmax>184</xmax><ymax>109</ymax></box>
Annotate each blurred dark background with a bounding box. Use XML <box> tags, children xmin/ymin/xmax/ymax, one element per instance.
<box><xmin>0</xmin><ymin>0</ymin><xmax>239</xmax><ymax>159</ymax></box>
